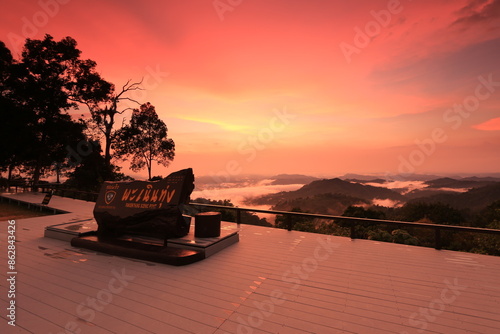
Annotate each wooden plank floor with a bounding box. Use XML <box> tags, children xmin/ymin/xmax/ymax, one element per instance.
<box><xmin>1</xmin><ymin>192</ymin><xmax>499</xmax><ymax>333</ymax></box>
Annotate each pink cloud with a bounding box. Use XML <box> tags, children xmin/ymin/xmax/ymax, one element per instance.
<box><xmin>473</xmin><ymin>117</ymin><xmax>500</xmax><ymax>131</ymax></box>
<box><xmin>2</xmin><ymin>0</ymin><xmax>500</xmax><ymax>177</ymax></box>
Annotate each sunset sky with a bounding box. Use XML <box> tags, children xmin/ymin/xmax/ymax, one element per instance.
<box><xmin>2</xmin><ymin>0</ymin><xmax>500</xmax><ymax>179</ymax></box>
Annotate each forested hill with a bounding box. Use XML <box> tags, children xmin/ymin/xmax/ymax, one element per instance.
<box><xmin>295</xmin><ymin>178</ymin><xmax>406</xmax><ymax>201</ymax></box>
<box><xmin>249</xmin><ymin>177</ymin><xmax>405</xmax><ymax>205</ymax></box>
<box><xmin>268</xmin><ymin>174</ymin><xmax>319</xmax><ymax>185</ymax></box>
<box><xmin>407</xmin><ymin>182</ymin><xmax>500</xmax><ymax>212</ymax></box>
<box><xmin>248</xmin><ymin>176</ymin><xmax>500</xmax><ymax>213</ymax></box>
<box><xmin>423</xmin><ymin>177</ymin><xmax>498</xmax><ymax>189</ymax></box>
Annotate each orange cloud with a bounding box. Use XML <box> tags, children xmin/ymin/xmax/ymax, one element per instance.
<box><xmin>2</xmin><ymin>0</ymin><xmax>500</xmax><ymax>177</ymax></box>
<box><xmin>473</xmin><ymin>117</ymin><xmax>500</xmax><ymax>131</ymax></box>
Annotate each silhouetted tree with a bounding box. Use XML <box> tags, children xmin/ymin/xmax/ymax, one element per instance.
<box><xmin>474</xmin><ymin>200</ymin><xmax>500</xmax><ymax>228</ymax></box>
<box><xmin>77</xmin><ymin>78</ymin><xmax>143</xmax><ymax>168</ymax></box>
<box><xmin>0</xmin><ymin>35</ymin><xmax>108</xmax><ymax>185</ymax></box>
<box><xmin>276</xmin><ymin>207</ymin><xmax>313</xmax><ymax>231</ymax></box>
<box><xmin>473</xmin><ymin>220</ymin><xmax>500</xmax><ymax>255</ymax></box>
<box><xmin>397</xmin><ymin>202</ymin><xmax>465</xmax><ymax>225</ymax></box>
<box><xmin>0</xmin><ymin>41</ymin><xmax>34</xmax><ymax>182</ymax></box>
<box><xmin>390</xmin><ymin>229</ymin><xmax>419</xmax><ymax>245</ymax></box>
<box><xmin>340</xmin><ymin>205</ymin><xmax>387</xmax><ymax>238</ymax></box>
<box><xmin>342</xmin><ymin>205</ymin><xmax>386</xmax><ymax>220</ymax></box>
<box><xmin>64</xmin><ymin>141</ymin><xmax>133</xmax><ymax>192</ymax></box>
<box><xmin>114</xmin><ymin>103</ymin><xmax>175</xmax><ymax>180</ymax></box>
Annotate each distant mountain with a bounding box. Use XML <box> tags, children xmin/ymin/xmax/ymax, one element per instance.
<box><xmin>346</xmin><ymin>178</ymin><xmax>387</xmax><ymax>184</ymax></box>
<box><xmin>461</xmin><ymin>176</ymin><xmax>500</xmax><ymax>182</ymax></box>
<box><xmin>296</xmin><ymin>178</ymin><xmax>405</xmax><ymax>200</ymax></box>
<box><xmin>248</xmin><ymin>177</ymin><xmax>405</xmax><ymax>205</ymax></box>
<box><xmin>246</xmin><ymin>176</ymin><xmax>500</xmax><ymax>214</ymax></box>
<box><xmin>272</xmin><ymin>193</ymin><xmax>369</xmax><ymax>216</ymax></box>
<box><xmin>404</xmin><ymin>177</ymin><xmax>499</xmax><ymax>200</ymax></box>
<box><xmin>268</xmin><ymin>174</ymin><xmax>319</xmax><ymax>185</ymax></box>
<box><xmin>448</xmin><ymin>173</ymin><xmax>500</xmax><ymax>179</ymax></box>
<box><xmin>341</xmin><ymin>173</ymin><xmax>442</xmax><ymax>182</ymax></box>
<box><xmin>424</xmin><ymin>177</ymin><xmax>497</xmax><ymax>189</ymax></box>
<box><xmin>340</xmin><ymin>173</ymin><xmax>383</xmax><ymax>181</ymax></box>
<box><xmin>408</xmin><ymin>183</ymin><xmax>500</xmax><ymax>212</ymax></box>
<box><xmin>405</xmin><ymin>188</ymin><xmax>461</xmax><ymax>200</ymax></box>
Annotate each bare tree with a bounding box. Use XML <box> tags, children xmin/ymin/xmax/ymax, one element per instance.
<box><xmin>79</xmin><ymin>79</ymin><xmax>144</xmax><ymax>167</ymax></box>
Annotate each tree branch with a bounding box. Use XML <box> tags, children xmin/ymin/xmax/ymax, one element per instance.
<box><xmin>115</xmin><ymin>78</ymin><xmax>144</xmax><ymax>100</ymax></box>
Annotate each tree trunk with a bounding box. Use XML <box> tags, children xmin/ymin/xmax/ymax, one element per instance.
<box><xmin>104</xmin><ymin>124</ymin><xmax>112</xmax><ymax>168</ymax></box>
<box><xmin>32</xmin><ymin>161</ymin><xmax>41</xmax><ymax>192</ymax></box>
<box><xmin>104</xmin><ymin>112</ymin><xmax>115</xmax><ymax>169</ymax></box>
<box><xmin>7</xmin><ymin>164</ymin><xmax>13</xmax><ymax>188</ymax></box>
<box><xmin>55</xmin><ymin>163</ymin><xmax>60</xmax><ymax>183</ymax></box>
<box><xmin>105</xmin><ymin>137</ymin><xmax>112</xmax><ymax>167</ymax></box>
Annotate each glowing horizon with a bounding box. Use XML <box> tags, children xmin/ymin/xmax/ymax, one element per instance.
<box><xmin>2</xmin><ymin>0</ymin><xmax>500</xmax><ymax>180</ymax></box>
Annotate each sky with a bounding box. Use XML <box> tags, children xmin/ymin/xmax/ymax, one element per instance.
<box><xmin>1</xmin><ymin>0</ymin><xmax>500</xmax><ymax>180</ymax></box>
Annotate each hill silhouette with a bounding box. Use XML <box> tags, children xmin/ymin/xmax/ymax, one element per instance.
<box><xmin>407</xmin><ymin>182</ymin><xmax>500</xmax><ymax>212</ymax></box>
<box><xmin>424</xmin><ymin>177</ymin><xmax>497</xmax><ymax>189</ymax></box>
<box><xmin>247</xmin><ymin>176</ymin><xmax>500</xmax><ymax>213</ymax></box>
<box><xmin>268</xmin><ymin>174</ymin><xmax>319</xmax><ymax>185</ymax></box>
<box><xmin>248</xmin><ymin>177</ymin><xmax>405</xmax><ymax>205</ymax></box>
<box><xmin>271</xmin><ymin>193</ymin><xmax>369</xmax><ymax>216</ymax></box>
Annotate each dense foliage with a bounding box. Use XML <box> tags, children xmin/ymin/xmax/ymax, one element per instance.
<box><xmin>271</xmin><ymin>200</ymin><xmax>500</xmax><ymax>255</ymax></box>
<box><xmin>114</xmin><ymin>102</ymin><xmax>175</xmax><ymax>180</ymax></box>
<box><xmin>0</xmin><ymin>35</ymin><xmax>175</xmax><ymax>190</ymax></box>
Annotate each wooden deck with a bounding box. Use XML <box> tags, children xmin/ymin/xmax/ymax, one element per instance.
<box><xmin>1</xmin><ymin>192</ymin><xmax>499</xmax><ymax>333</ymax></box>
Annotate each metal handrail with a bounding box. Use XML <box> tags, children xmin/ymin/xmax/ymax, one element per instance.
<box><xmin>189</xmin><ymin>202</ymin><xmax>500</xmax><ymax>250</ymax></box>
<box><xmin>14</xmin><ymin>184</ymin><xmax>500</xmax><ymax>250</ymax></box>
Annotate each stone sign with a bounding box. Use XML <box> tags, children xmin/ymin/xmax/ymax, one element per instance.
<box><xmin>93</xmin><ymin>168</ymin><xmax>195</xmax><ymax>241</ymax></box>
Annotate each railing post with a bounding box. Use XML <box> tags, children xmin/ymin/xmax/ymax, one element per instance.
<box><xmin>284</xmin><ymin>214</ymin><xmax>292</xmax><ymax>231</ymax></box>
<box><xmin>435</xmin><ymin>228</ymin><xmax>442</xmax><ymax>250</ymax></box>
<box><xmin>236</xmin><ymin>209</ymin><xmax>241</xmax><ymax>226</ymax></box>
<box><xmin>350</xmin><ymin>222</ymin><xmax>356</xmax><ymax>240</ymax></box>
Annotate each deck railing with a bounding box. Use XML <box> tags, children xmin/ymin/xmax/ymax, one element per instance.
<box><xmin>188</xmin><ymin>202</ymin><xmax>500</xmax><ymax>250</ymax></box>
<box><xmin>5</xmin><ymin>184</ymin><xmax>500</xmax><ymax>250</ymax></box>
